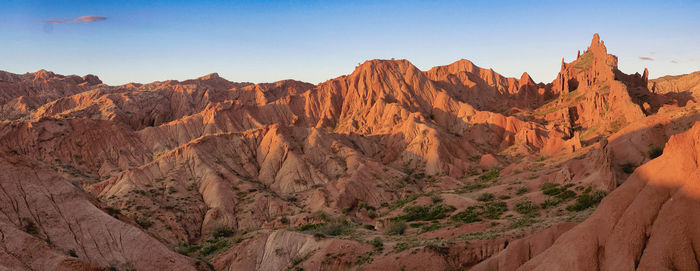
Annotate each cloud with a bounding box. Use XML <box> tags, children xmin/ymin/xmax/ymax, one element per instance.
<box><xmin>42</xmin><ymin>15</ymin><xmax>106</xmax><ymax>24</ymax></box>
<box><xmin>639</xmin><ymin>56</ymin><xmax>654</xmax><ymax>61</ymax></box>
<box><xmin>671</xmin><ymin>60</ymin><xmax>679</xmax><ymax>64</ymax></box>
<box><xmin>74</xmin><ymin>16</ymin><xmax>106</xmax><ymax>23</ymax></box>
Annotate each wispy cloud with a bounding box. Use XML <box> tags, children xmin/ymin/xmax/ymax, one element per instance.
<box><xmin>639</xmin><ymin>56</ymin><xmax>654</xmax><ymax>61</ymax></box>
<box><xmin>42</xmin><ymin>15</ymin><xmax>106</xmax><ymax>24</ymax></box>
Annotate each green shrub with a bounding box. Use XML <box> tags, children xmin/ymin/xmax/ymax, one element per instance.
<box><xmin>540</xmin><ymin>182</ymin><xmax>560</xmax><ymax>195</ymax></box>
<box><xmin>133</xmin><ymin>215</ymin><xmax>153</xmax><ymax>229</ymax></box>
<box><xmin>211</xmin><ymin>225</ymin><xmax>234</xmax><ymax>238</ymax></box>
<box><xmin>452</xmin><ymin>201</ymin><xmax>508</xmax><ymax>223</ymax></box>
<box><xmin>420</xmin><ymin>223</ymin><xmax>442</xmax><ymax>233</ymax></box>
<box><xmin>385</xmin><ymin>221</ymin><xmax>407</xmax><ymax>235</ymax></box>
<box><xmin>514</xmin><ymin>200</ymin><xmax>539</xmax><ymax>216</ymax></box>
<box><xmin>556</xmin><ymin>190</ymin><xmax>577</xmax><ymax>200</ymax></box>
<box><xmin>498</xmin><ymin>195</ymin><xmax>512</xmax><ymax>200</ymax></box>
<box><xmin>396</xmin><ymin>203</ymin><xmax>456</xmax><ymax>221</ymax></box>
<box><xmin>477</xmin><ymin>193</ymin><xmax>495</xmax><ymax>202</ymax></box>
<box><xmin>479</xmin><ymin>168</ymin><xmax>501</xmax><ymax>181</ymax></box>
<box><xmin>200</xmin><ymin>239</ymin><xmax>228</xmax><ymax>256</ymax></box>
<box><xmin>369</xmin><ymin>237</ymin><xmax>383</xmax><ymax>251</ymax></box>
<box><xmin>298</xmin><ymin>218</ymin><xmax>354</xmax><ymax>236</ymax></box>
<box><xmin>509</xmin><ymin>216</ymin><xmax>537</xmax><ymax>229</ymax></box>
<box><xmin>516</xmin><ymin>186</ymin><xmax>528</xmax><ymax>195</ymax></box>
<box><xmin>567</xmin><ymin>190</ymin><xmax>608</xmax><ymax>211</ymax></box>
<box><xmin>648</xmin><ymin>146</ymin><xmax>663</xmax><ymax>159</ymax></box>
<box><xmin>540</xmin><ymin>198</ymin><xmax>561</xmax><ymax>209</ymax></box>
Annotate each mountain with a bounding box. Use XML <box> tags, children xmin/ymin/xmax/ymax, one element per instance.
<box><xmin>0</xmin><ymin>34</ymin><xmax>698</xmax><ymax>271</ymax></box>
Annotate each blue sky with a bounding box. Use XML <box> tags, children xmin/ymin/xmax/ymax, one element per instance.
<box><xmin>1</xmin><ymin>0</ymin><xmax>698</xmax><ymax>85</ymax></box>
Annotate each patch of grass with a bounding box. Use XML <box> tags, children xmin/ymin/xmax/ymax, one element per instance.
<box><xmin>573</xmin><ymin>51</ymin><xmax>593</xmax><ymax>70</ymax></box>
<box><xmin>477</xmin><ymin>192</ymin><xmax>495</xmax><ymax>202</ymax></box>
<box><xmin>509</xmin><ymin>216</ymin><xmax>538</xmax><ymax>229</ymax></box>
<box><xmin>455</xmin><ymin>182</ymin><xmax>487</xmax><ymax>193</ymax></box>
<box><xmin>394</xmin><ymin>203</ymin><xmax>456</xmax><ymax>222</ymax></box>
<box><xmin>388</xmin><ymin>194</ymin><xmax>420</xmax><ymax>210</ymax></box>
<box><xmin>516</xmin><ymin>186</ymin><xmax>528</xmax><ymax>195</ymax></box>
<box><xmin>210</xmin><ymin>225</ymin><xmax>234</xmax><ymax>238</ymax></box>
<box><xmin>369</xmin><ymin>237</ymin><xmax>383</xmax><ymax>251</ymax></box>
<box><xmin>514</xmin><ymin>199</ymin><xmax>539</xmax><ymax>216</ymax></box>
<box><xmin>419</xmin><ymin>222</ymin><xmax>442</xmax><ymax>233</ymax></box>
<box><xmin>567</xmin><ymin>190</ymin><xmax>607</xmax><ymax>211</ymax></box>
<box><xmin>451</xmin><ymin>201</ymin><xmax>508</xmax><ymax>223</ymax></box>
<box><xmin>200</xmin><ymin>239</ymin><xmax>229</xmax><ymax>256</ymax></box>
<box><xmin>133</xmin><ymin>215</ymin><xmax>153</xmax><ymax>229</ymax></box>
<box><xmin>479</xmin><ymin>168</ymin><xmax>501</xmax><ymax>181</ymax></box>
<box><xmin>298</xmin><ymin>218</ymin><xmax>354</xmax><ymax>237</ymax></box>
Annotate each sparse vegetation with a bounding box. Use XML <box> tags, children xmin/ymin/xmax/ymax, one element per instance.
<box><xmin>385</xmin><ymin>221</ymin><xmax>407</xmax><ymax>235</ymax></box>
<box><xmin>514</xmin><ymin>199</ymin><xmax>539</xmax><ymax>216</ymax></box>
<box><xmin>298</xmin><ymin>217</ymin><xmax>354</xmax><ymax>237</ymax></box>
<box><xmin>133</xmin><ymin>215</ymin><xmax>153</xmax><ymax>229</ymax></box>
<box><xmin>573</xmin><ymin>51</ymin><xmax>593</xmax><ymax>70</ymax></box>
<box><xmin>211</xmin><ymin>225</ymin><xmax>234</xmax><ymax>238</ymax></box>
<box><xmin>369</xmin><ymin>237</ymin><xmax>384</xmax><ymax>251</ymax></box>
<box><xmin>477</xmin><ymin>192</ymin><xmax>495</xmax><ymax>202</ymax></box>
<box><xmin>567</xmin><ymin>190</ymin><xmax>608</xmax><ymax>211</ymax></box>
<box><xmin>451</xmin><ymin>201</ymin><xmax>508</xmax><ymax>223</ymax></box>
<box><xmin>516</xmin><ymin>186</ymin><xmax>528</xmax><ymax>195</ymax></box>
<box><xmin>479</xmin><ymin>168</ymin><xmax>501</xmax><ymax>181</ymax></box>
<box><xmin>394</xmin><ymin>203</ymin><xmax>456</xmax><ymax>222</ymax></box>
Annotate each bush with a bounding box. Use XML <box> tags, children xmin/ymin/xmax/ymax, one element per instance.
<box><xmin>385</xmin><ymin>221</ymin><xmax>407</xmax><ymax>235</ymax></box>
<box><xmin>509</xmin><ymin>216</ymin><xmax>537</xmax><ymax>229</ymax></box>
<box><xmin>514</xmin><ymin>200</ymin><xmax>539</xmax><ymax>216</ymax></box>
<box><xmin>516</xmin><ymin>186</ymin><xmax>528</xmax><ymax>195</ymax></box>
<box><xmin>540</xmin><ymin>198</ymin><xmax>561</xmax><ymax>209</ymax></box>
<box><xmin>298</xmin><ymin>217</ymin><xmax>354</xmax><ymax>237</ymax></box>
<box><xmin>477</xmin><ymin>193</ymin><xmax>495</xmax><ymax>202</ymax></box>
<box><xmin>134</xmin><ymin>215</ymin><xmax>153</xmax><ymax>229</ymax></box>
<box><xmin>479</xmin><ymin>168</ymin><xmax>501</xmax><ymax>181</ymax></box>
<box><xmin>451</xmin><ymin>201</ymin><xmax>508</xmax><ymax>223</ymax></box>
<box><xmin>567</xmin><ymin>190</ymin><xmax>608</xmax><ymax>211</ymax></box>
<box><xmin>211</xmin><ymin>225</ymin><xmax>234</xmax><ymax>238</ymax></box>
<box><xmin>648</xmin><ymin>146</ymin><xmax>663</xmax><ymax>159</ymax></box>
<box><xmin>200</xmin><ymin>239</ymin><xmax>228</xmax><ymax>256</ymax></box>
<box><xmin>396</xmin><ymin>203</ymin><xmax>456</xmax><ymax>221</ymax></box>
<box><xmin>369</xmin><ymin>237</ymin><xmax>384</xmax><ymax>251</ymax></box>
<box><xmin>420</xmin><ymin>223</ymin><xmax>442</xmax><ymax>233</ymax></box>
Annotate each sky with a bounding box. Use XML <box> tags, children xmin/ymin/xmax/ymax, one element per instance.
<box><xmin>1</xmin><ymin>0</ymin><xmax>698</xmax><ymax>86</ymax></box>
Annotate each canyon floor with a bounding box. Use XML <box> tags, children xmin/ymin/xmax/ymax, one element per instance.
<box><xmin>1</xmin><ymin>34</ymin><xmax>699</xmax><ymax>271</ymax></box>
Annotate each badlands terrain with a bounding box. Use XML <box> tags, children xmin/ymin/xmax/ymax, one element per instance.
<box><xmin>0</xmin><ymin>34</ymin><xmax>699</xmax><ymax>270</ymax></box>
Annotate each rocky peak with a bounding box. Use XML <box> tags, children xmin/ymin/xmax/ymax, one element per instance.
<box><xmin>33</xmin><ymin>69</ymin><xmax>57</xmax><ymax>81</ymax></box>
<box><xmin>519</xmin><ymin>72</ymin><xmax>535</xmax><ymax>87</ymax></box>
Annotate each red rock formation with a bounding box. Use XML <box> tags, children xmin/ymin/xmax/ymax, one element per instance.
<box><xmin>520</xmin><ymin>121</ymin><xmax>700</xmax><ymax>270</ymax></box>
<box><xmin>0</xmin><ymin>34</ymin><xmax>698</xmax><ymax>271</ymax></box>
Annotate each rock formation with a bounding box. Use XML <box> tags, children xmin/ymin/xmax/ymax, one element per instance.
<box><xmin>0</xmin><ymin>33</ymin><xmax>698</xmax><ymax>270</ymax></box>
